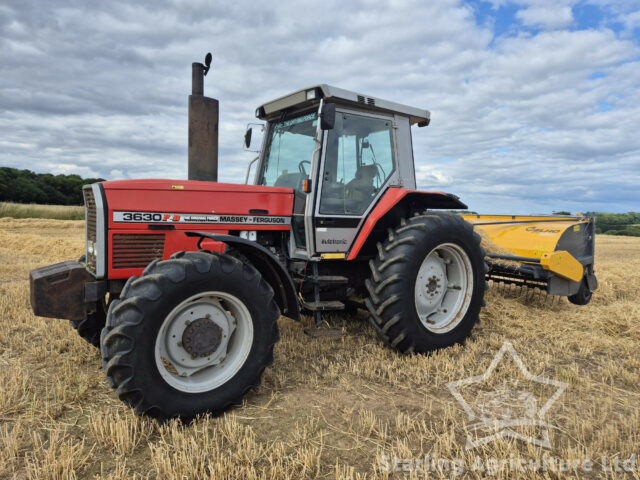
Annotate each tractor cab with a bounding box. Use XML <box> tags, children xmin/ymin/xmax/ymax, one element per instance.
<box><xmin>245</xmin><ymin>85</ymin><xmax>430</xmax><ymax>260</ymax></box>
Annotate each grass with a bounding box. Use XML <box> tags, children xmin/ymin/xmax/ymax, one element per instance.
<box><xmin>0</xmin><ymin>202</ymin><xmax>84</xmax><ymax>220</ymax></box>
<box><xmin>0</xmin><ymin>218</ymin><xmax>639</xmax><ymax>479</ymax></box>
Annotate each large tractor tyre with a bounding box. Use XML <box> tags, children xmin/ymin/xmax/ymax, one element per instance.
<box><xmin>365</xmin><ymin>213</ymin><xmax>487</xmax><ymax>354</ymax></box>
<box><xmin>568</xmin><ymin>277</ymin><xmax>592</xmax><ymax>306</ymax></box>
<box><xmin>100</xmin><ymin>251</ymin><xmax>281</xmax><ymax>420</ymax></box>
<box><xmin>70</xmin><ymin>255</ymin><xmax>106</xmax><ymax>347</ymax></box>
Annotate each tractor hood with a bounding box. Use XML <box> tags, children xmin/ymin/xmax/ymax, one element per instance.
<box><xmin>101</xmin><ymin>179</ymin><xmax>294</xmax><ymax>227</ymax></box>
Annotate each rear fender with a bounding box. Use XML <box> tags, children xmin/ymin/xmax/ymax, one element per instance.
<box><xmin>347</xmin><ymin>189</ymin><xmax>468</xmax><ymax>260</ymax></box>
<box><xmin>186</xmin><ymin>232</ymin><xmax>300</xmax><ymax>321</ymax></box>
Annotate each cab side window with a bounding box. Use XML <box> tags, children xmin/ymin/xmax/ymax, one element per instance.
<box><xmin>319</xmin><ymin>113</ymin><xmax>395</xmax><ymax>215</ymax></box>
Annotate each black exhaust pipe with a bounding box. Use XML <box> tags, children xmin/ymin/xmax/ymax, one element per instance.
<box><xmin>188</xmin><ymin>53</ymin><xmax>218</xmax><ymax>182</ymax></box>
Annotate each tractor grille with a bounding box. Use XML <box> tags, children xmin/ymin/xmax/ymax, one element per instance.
<box><xmin>112</xmin><ymin>234</ymin><xmax>165</xmax><ymax>269</ymax></box>
<box><xmin>83</xmin><ymin>187</ymin><xmax>97</xmax><ymax>274</ymax></box>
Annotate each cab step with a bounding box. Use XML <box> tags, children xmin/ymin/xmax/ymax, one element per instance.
<box><xmin>293</xmin><ymin>275</ymin><xmax>349</xmax><ymax>286</ymax></box>
<box><xmin>303</xmin><ymin>262</ymin><xmax>347</xmax><ymax>330</ymax></box>
<box><xmin>308</xmin><ymin>275</ymin><xmax>349</xmax><ymax>285</ymax></box>
<box><xmin>301</xmin><ymin>300</ymin><xmax>345</xmax><ymax>311</ymax></box>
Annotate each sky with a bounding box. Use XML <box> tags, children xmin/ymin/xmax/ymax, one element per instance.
<box><xmin>1</xmin><ymin>0</ymin><xmax>639</xmax><ymax>214</ymax></box>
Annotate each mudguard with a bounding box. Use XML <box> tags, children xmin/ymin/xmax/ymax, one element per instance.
<box><xmin>347</xmin><ymin>188</ymin><xmax>468</xmax><ymax>260</ymax></box>
<box><xmin>186</xmin><ymin>232</ymin><xmax>300</xmax><ymax>321</ymax></box>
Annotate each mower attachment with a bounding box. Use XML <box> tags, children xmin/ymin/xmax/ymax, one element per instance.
<box><xmin>463</xmin><ymin>214</ymin><xmax>598</xmax><ymax>301</ymax></box>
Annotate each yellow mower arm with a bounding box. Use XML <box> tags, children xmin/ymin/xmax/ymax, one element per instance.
<box><xmin>539</xmin><ymin>250</ymin><xmax>583</xmax><ymax>282</ymax></box>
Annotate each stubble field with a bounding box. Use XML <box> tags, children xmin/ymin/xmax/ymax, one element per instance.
<box><xmin>0</xmin><ymin>217</ymin><xmax>638</xmax><ymax>479</ymax></box>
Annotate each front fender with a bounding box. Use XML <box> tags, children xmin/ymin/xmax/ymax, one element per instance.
<box><xmin>186</xmin><ymin>232</ymin><xmax>300</xmax><ymax>321</ymax></box>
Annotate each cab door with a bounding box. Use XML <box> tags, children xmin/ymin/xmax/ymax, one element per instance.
<box><xmin>311</xmin><ymin>108</ymin><xmax>398</xmax><ymax>256</ymax></box>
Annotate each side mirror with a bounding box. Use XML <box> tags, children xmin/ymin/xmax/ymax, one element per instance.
<box><xmin>320</xmin><ymin>103</ymin><xmax>336</xmax><ymax>130</ymax></box>
<box><xmin>243</xmin><ymin>123</ymin><xmax>264</xmax><ymax>152</ymax></box>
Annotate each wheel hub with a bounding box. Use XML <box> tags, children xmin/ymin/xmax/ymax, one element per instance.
<box><xmin>426</xmin><ymin>275</ymin><xmax>441</xmax><ymax>295</ymax></box>
<box><xmin>414</xmin><ymin>243</ymin><xmax>474</xmax><ymax>333</ymax></box>
<box><xmin>155</xmin><ymin>291</ymin><xmax>252</xmax><ymax>393</ymax></box>
<box><xmin>182</xmin><ymin>318</ymin><xmax>223</xmax><ymax>358</ymax></box>
<box><xmin>159</xmin><ymin>299</ymin><xmax>235</xmax><ymax>372</ymax></box>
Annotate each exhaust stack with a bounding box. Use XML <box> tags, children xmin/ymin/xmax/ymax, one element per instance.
<box><xmin>188</xmin><ymin>53</ymin><xmax>218</xmax><ymax>182</ymax></box>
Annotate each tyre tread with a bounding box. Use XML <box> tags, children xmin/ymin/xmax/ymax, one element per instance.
<box><xmin>364</xmin><ymin>212</ymin><xmax>487</xmax><ymax>354</ymax></box>
<box><xmin>101</xmin><ymin>250</ymin><xmax>280</xmax><ymax>420</ymax></box>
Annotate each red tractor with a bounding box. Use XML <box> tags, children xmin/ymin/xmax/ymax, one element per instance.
<box><xmin>29</xmin><ymin>59</ymin><xmax>596</xmax><ymax>419</ymax></box>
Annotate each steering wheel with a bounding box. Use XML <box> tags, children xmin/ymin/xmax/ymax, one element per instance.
<box><xmin>299</xmin><ymin>160</ymin><xmax>311</xmax><ymax>176</ymax></box>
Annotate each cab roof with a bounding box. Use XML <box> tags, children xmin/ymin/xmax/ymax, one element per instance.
<box><xmin>256</xmin><ymin>84</ymin><xmax>431</xmax><ymax>126</ymax></box>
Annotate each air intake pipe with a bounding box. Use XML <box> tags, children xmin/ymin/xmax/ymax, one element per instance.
<box><xmin>188</xmin><ymin>52</ymin><xmax>218</xmax><ymax>182</ymax></box>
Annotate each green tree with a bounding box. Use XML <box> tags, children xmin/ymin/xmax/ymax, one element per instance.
<box><xmin>0</xmin><ymin>167</ymin><xmax>105</xmax><ymax>205</ymax></box>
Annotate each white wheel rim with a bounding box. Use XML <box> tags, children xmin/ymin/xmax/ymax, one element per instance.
<box><xmin>154</xmin><ymin>291</ymin><xmax>254</xmax><ymax>393</ymax></box>
<box><xmin>414</xmin><ymin>243</ymin><xmax>474</xmax><ymax>333</ymax></box>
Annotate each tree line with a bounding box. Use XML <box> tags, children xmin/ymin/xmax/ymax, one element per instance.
<box><xmin>0</xmin><ymin>167</ymin><xmax>104</xmax><ymax>206</ymax></box>
<box><xmin>592</xmin><ymin>212</ymin><xmax>640</xmax><ymax>237</ymax></box>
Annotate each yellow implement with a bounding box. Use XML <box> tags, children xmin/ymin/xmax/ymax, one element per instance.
<box><xmin>539</xmin><ymin>251</ymin><xmax>583</xmax><ymax>282</ymax></box>
<box><xmin>462</xmin><ymin>214</ymin><xmax>597</xmax><ymax>304</ymax></box>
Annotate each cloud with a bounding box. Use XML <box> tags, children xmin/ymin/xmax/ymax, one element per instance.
<box><xmin>0</xmin><ymin>0</ymin><xmax>639</xmax><ymax>213</ymax></box>
<box><xmin>516</xmin><ymin>5</ymin><xmax>574</xmax><ymax>29</ymax></box>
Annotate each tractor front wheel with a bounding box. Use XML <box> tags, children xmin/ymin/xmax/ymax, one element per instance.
<box><xmin>100</xmin><ymin>251</ymin><xmax>280</xmax><ymax>420</ymax></box>
<box><xmin>71</xmin><ymin>299</ymin><xmax>107</xmax><ymax>347</ymax></box>
<box><xmin>365</xmin><ymin>213</ymin><xmax>487</xmax><ymax>354</ymax></box>
<box><xmin>70</xmin><ymin>255</ymin><xmax>107</xmax><ymax>347</ymax></box>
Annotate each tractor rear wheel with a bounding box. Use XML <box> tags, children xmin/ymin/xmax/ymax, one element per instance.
<box><xmin>100</xmin><ymin>251</ymin><xmax>280</xmax><ymax>420</ymax></box>
<box><xmin>365</xmin><ymin>213</ymin><xmax>487</xmax><ymax>354</ymax></box>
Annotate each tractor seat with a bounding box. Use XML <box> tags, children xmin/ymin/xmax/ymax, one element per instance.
<box><xmin>274</xmin><ymin>172</ymin><xmax>304</xmax><ymax>190</ymax></box>
<box><xmin>346</xmin><ymin>164</ymin><xmax>377</xmax><ymax>196</ymax></box>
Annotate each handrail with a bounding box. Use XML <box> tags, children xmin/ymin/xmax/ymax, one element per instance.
<box><xmin>244</xmin><ymin>156</ymin><xmax>259</xmax><ymax>184</ymax></box>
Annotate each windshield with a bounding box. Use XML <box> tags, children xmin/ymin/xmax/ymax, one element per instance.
<box><xmin>260</xmin><ymin>111</ymin><xmax>318</xmax><ymax>190</ymax></box>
